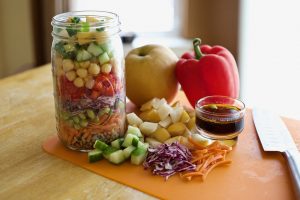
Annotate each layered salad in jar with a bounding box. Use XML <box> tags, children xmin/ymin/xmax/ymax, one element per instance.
<box><xmin>51</xmin><ymin>13</ymin><xmax>125</xmax><ymax>151</ymax></box>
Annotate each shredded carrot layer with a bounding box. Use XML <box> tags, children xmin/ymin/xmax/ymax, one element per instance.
<box><xmin>181</xmin><ymin>138</ymin><xmax>232</xmax><ymax>181</ymax></box>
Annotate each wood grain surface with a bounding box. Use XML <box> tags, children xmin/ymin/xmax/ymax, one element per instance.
<box><xmin>0</xmin><ymin>64</ymin><xmax>155</xmax><ymax>200</ymax></box>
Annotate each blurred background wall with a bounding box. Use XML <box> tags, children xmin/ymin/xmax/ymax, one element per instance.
<box><xmin>0</xmin><ymin>0</ymin><xmax>239</xmax><ymax>77</ymax></box>
<box><xmin>0</xmin><ymin>0</ymin><xmax>35</xmax><ymax>77</ymax></box>
<box><xmin>0</xmin><ymin>0</ymin><xmax>300</xmax><ymax>119</ymax></box>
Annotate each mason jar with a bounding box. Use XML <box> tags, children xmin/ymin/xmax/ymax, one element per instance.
<box><xmin>51</xmin><ymin>11</ymin><xmax>125</xmax><ymax>151</ymax></box>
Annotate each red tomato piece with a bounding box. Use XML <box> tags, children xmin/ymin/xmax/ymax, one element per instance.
<box><xmin>59</xmin><ymin>76</ymin><xmax>85</xmax><ymax>100</ymax></box>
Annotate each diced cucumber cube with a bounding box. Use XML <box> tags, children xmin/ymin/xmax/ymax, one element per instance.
<box><xmin>100</xmin><ymin>42</ymin><xmax>112</xmax><ymax>52</ymax></box>
<box><xmin>126</xmin><ymin>125</ymin><xmax>143</xmax><ymax>138</ymax></box>
<box><xmin>108</xmin><ymin>50</ymin><xmax>116</xmax><ymax>58</ymax></box>
<box><xmin>111</xmin><ymin>138</ymin><xmax>124</xmax><ymax>149</ymax></box>
<box><xmin>74</xmin><ymin>124</ymin><xmax>81</xmax><ymax>130</ymax></box>
<box><xmin>86</xmin><ymin>109</ymin><xmax>95</xmax><ymax>119</ymax></box>
<box><xmin>98</xmin><ymin>107</ymin><xmax>110</xmax><ymax>116</ymax></box>
<box><xmin>132</xmin><ymin>137</ymin><xmax>139</xmax><ymax>147</ymax></box>
<box><xmin>87</xmin><ymin>43</ymin><xmax>104</xmax><ymax>56</ymax></box>
<box><xmin>80</xmin><ymin>22</ymin><xmax>90</xmax><ymax>32</ymax></box>
<box><xmin>98</xmin><ymin>52</ymin><xmax>110</xmax><ymax>65</ymax></box>
<box><xmin>93</xmin><ymin>140</ymin><xmax>109</xmax><ymax>151</ymax></box>
<box><xmin>78</xmin><ymin>113</ymin><xmax>86</xmax><ymax>120</ymax></box>
<box><xmin>64</xmin><ymin>44</ymin><xmax>76</xmax><ymax>52</ymax></box>
<box><xmin>108</xmin><ymin>150</ymin><xmax>125</xmax><ymax>165</ymax></box>
<box><xmin>131</xmin><ymin>147</ymin><xmax>148</xmax><ymax>165</ymax></box>
<box><xmin>137</xmin><ymin>141</ymin><xmax>149</xmax><ymax>150</ymax></box>
<box><xmin>77</xmin><ymin>49</ymin><xmax>92</xmax><ymax>61</ymax></box>
<box><xmin>72</xmin><ymin>116</ymin><xmax>80</xmax><ymax>124</ymax></box>
<box><xmin>123</xmin><ymin>146</ymin><xmax>136</xmax><ymax>159</ymax></box>
<box><xmin>103</xmin><ymin>146</ymin><xmax>118</xmax><ymax>160</ymax></box>
<box><xmin>88</xmin><ymin>149</ymin><xmax>103</xmax><ymax>163</ymax></box>
<box><xmin>122</xmin><ymin>134</ymin><xmax>139</xmax><ymax>148</ymax></box>
<box><xmin>79</xmin><ymin>119</ymin><xmax>88</xmax><ymax>127</ymax></box>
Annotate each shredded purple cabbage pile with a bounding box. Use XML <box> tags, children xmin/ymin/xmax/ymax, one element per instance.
<box><xmin>143</xmin><ymin>142</ymin><xmax>196</xmax><ymax>180</ymax></box>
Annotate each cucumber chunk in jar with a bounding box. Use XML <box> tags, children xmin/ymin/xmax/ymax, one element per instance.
<box><xmin>51</xmin><ymin>11</ymin><xmax>125</xmax><ymax>152</ymax></box>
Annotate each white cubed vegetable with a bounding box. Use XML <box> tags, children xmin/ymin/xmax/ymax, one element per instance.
<box><xmin>152</xmin><ymin>98</ymin><xmax>167</xmax><ymax>109</ymax></box>
<box><xmin>158</xmin><ymin>116</ymin><xmax>172</xmax><ymax>128</ymax></box>
<box><xmin>88</xmin><ymin>63</ymin><xmax>100</xmax><ymax>75</ymax></box>
<box><xmin>76</xmin><ymin>68</ymin><xmax>88</xmax><ymax>78</ymax></box>
<box><xmin>139</xmin><ymin>122</ymin><xmax>158</xmax><ymax>136</ymax></box>
<box><xmin>65</xmin><ymin>70</ymin><xmax>76</xmax><ymax>81</ymax></box>
<box><xmin>101</xmin><ymin>63</ymin><xmax>112</xmax><ymax>74</ymax></box>
<box><xmin>157</xmin><ymin>102</ymin><xmax>172</xmax><ymax>120</ymax></box>
<box><xmin>126</xmin><ymin>113</ymin><xmax>143</xmax><ymax>126</ymax></box>
<box><xmin>145</xmin><ymin>137</ymin><xmax>162</xmax><ymax>148</ymax></box>
<box><xmin>73</xmin><ymin>77</ymin><xmax>84</xmax><ymax>87</ymax></box>
<box><xmin>62</xmin><ymin>59</ymin><xmax>74</xmax><ymax>72</ymax></box>
<box><xmin>170</xmin><ymin>107</ymin><xmax>183</xmax><ymax>123</ymax></box>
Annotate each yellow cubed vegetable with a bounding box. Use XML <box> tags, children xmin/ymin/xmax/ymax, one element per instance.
<box><xmin>187</xmin><ymin>116</ymin><xmax>196</xmax><ymax>130</ymax></box>
<box><xmin>167</xmin><ymin>122</ymin><xmax>186</xmax><ymax>136</ymax></box>
<box><xmin>139</xmin><ymin>109</ymin><xmax>160</xmax><ymax>123</ymax></box>
<box><xmin>152</xmin><ymin>127</ymin><xmax>171</xmax><ymax>142</ymax></box>
<box><xmin>180</xmin><ymin>110</ymin><xmax>190</xmax><ymax>123</ymax></box>
<box><xmin>77</xmin><ymin>32</ymin><xmax>94</xmax><ymax>45</ymax></box>
<box><xmin>95</xmin><ymin>31</ymin><xmax>109</xmax><ymax>45</ymax></box>
<box><xmin>86</xmin><ymin>16</ymin><xmax>99</xmax><ymax>23</ymax></box>
<box><xmin>188</xmin><ymin>110</ymin><xmax>196</xmax><ymax>118</ymax></box>
<box><xmin>190</xmin><ymin>134</ymin><xmax>210</xmax><ymax>147</ymax></box>
<box><xmin>140</xmin><ymin>99</ymin><xmax>154</xmax><ymax>111</ymax></box>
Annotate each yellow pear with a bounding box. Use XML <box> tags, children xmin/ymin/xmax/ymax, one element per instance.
<box><xmin>125</xmin><ymin>45</ymin><xmax>179</xmax><ymax>106</ymax></box>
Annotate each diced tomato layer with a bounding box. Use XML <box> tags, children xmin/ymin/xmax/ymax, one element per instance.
<box><xmin>91</xmin><ymin>73</ymin><xmax>122</xmax><ymax>99</ymax></box>
<box><xmin>59</xmin><ymin>76</ymin><xmax>86</xmax><ymax>100</ymax></box>
<box><xmin>57</xmin><ymin>74</ymin><xmax>123</xmax><ymax>101</ymax></box>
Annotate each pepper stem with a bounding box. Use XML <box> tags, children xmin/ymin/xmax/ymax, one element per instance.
<box><xmin>193</xmin><ymin>38</ymin><xmax>203</xmax><ymax>60</ymax></box>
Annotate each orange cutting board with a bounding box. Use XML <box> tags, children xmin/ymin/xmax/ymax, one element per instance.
<box><xmin>43</xmin><ymin>92</ymin><xmax>299</xmax><ymax>200</ymax></box>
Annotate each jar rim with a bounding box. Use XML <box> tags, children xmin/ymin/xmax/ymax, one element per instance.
<box><xmin>195</xmin><ymin>95</ymin><xmax>246</xmax><ymax>118</ymax></box>
<box><xmin>51</xmin><ymin>10</ymin><xmax>120</xmax><ymax>29</ymax></box>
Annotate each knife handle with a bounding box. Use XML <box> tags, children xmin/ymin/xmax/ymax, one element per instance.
<box><xmin>283</xmin><ymin>149</ymin><xmax>300</xmax><ymax>199</ymax></box>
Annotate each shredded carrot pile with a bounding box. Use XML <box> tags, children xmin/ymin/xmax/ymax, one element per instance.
<box><xmin>181</xmin><ymin>138</ymin><xmax>232</xmax><ymax>181</ymax></box>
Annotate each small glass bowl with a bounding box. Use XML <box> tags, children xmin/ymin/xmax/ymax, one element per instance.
<box><xmin>195</xmin><ymin>96</ymin><xmax>246</xmax><ymax>140</ymax></box>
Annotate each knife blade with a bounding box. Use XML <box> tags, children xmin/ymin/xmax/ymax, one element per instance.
<box><xmin>253</xmin><ymin>108</ymin><xmax>300</xmax><ymax>199</ymax></box>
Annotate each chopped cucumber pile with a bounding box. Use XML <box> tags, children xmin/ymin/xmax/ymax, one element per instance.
<box><xmin>88</xmin><ymin>133</ymin><xmax>148</xmax><ymax>165</ymax></box>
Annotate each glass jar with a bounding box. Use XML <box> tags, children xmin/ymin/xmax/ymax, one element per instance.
<box><xmin>51</xmin><ymin>11</ymin><xmax>125</xmax><ymax>151</ymax></box>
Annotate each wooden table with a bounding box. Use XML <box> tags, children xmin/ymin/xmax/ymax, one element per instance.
<box><xmin>0</xmin><ymin>64</ymin><xmax>155</xmax><ymax>200</ymax></box>
<box><xmin>1</xmin><ymin>64</ymin><xmax>300</xmax><ymax>200</ymax></box>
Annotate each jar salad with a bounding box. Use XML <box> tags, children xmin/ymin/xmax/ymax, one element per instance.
<box><xmin>51</xmin><ymin>11</ymin><xmax>125</xmax><ymax>151</ymax></box>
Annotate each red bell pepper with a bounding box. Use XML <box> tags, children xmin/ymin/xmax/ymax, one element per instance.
<box><xmin>175</xmin><ymin>38</ymin><xmax>240</xmax><ymax>107</ymax></box>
